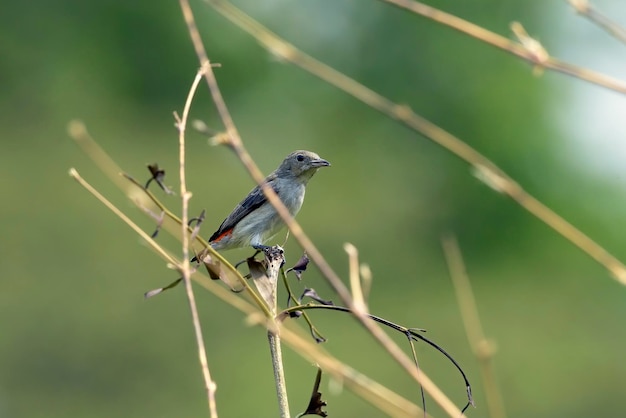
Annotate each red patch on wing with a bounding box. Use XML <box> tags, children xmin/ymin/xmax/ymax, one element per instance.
<box><xmin>211</xmin><ymin>229</ymin><xmax>233</xmax><ymax>243</ymax></box>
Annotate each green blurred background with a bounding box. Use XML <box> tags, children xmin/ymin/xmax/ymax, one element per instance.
<box><xmin>2</xmin><ymin>0</ymin><xmax>626</xmax><ymax>417</ymax></box>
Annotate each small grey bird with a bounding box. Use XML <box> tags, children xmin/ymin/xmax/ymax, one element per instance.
<box><xmin>208</xmin><ymin>150</ymin><xmax>330</xmax><ymax>251</ymax></box>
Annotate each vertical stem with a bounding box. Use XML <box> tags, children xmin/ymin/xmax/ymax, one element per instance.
<box><xmin>177</xmin><ymin>65</ymin><xmax>219</xmax><ymax>418</ymax></box>
<box><xmin>268</xmin><ymin>330</ymin><xmax>290</xmax><ymax>418</ymax></box>
<box><xmin>253</xmin><ymin>246</ymin><xmax>290</xmax><ymax>418</ymax></box>
<box><xmin>442</xmin><ymin>235</ymin><xmax>506</xmax><ymax>418</ymax></box>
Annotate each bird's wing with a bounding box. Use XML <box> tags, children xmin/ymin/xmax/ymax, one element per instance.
<box><xmin>209</xmin><ymin>177</ymin><xmax>279</xmax><ymax>242</ymax></box>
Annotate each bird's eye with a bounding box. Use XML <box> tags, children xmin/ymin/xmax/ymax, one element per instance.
<box><xmin>296</xmin><ymin>154</ymin><xmax>305</xmax><ymax>162</ymax></box>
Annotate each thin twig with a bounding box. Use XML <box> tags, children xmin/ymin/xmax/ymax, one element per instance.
<box><xmin>176</xmin><ymin>64</ymin><xmax>219</xmax><ymax>418</ymax></box>
<box><xmin>359</xmin><ymin>264</ymin><xmax>373</xmax><ymax>304</ymax></box>
<box><xmin>205</xmin><ymin>0</ymin><xmax>626</xmax><ymax>287</ymax></box>
<box><xmin>344</xmin><ymin>243</ymin><xmax>367</xmax><ymax>311</ymax></box>
<box><xmin>68</xmin><ymin>121</ymin><xmax>126</xmax><ymax>189</ymax></box>
<box><xmin>278</xmin><ymin>325</ymin><xmax>422</xmax><ymax>418</ymax></box>
<box><xmin>280</xmin><ymin>268</ymin><xmax>326</xmax><ymax>342</ymax></box>
<box><xmin>569</xmin><ymin>0</ymin><xmax>626</xmax><ymax>45</ymax></box>
<box><xmin>382</xmin><ymin>0</ymin><xmax>626</xmax><ymax>94</ymax></box>
<box><xmin>441</xmin><ymin>235</ymin><xmax>507</xmax><ymax>418</ymax></box>
<box><xmin>69</xmin><ymin>169</ymin><xmax>178</xmax><ymax>265</ymax></box>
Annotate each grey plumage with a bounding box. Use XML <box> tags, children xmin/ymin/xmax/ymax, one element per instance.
<box><xmin>209</xmin><ymin>150</ymin><xmax>330</xmax><ymax>251</ymax></box>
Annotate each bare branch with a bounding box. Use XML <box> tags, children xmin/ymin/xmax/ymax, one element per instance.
<box><xmin>69</xmin><ymin>168</ymin><xmax>178</xmax><ymax>265</ymax></box>
<box><xmin>344</xmin><ymin>243</ymin><xmax>367</xmax><ymax>312</ymax></box>
<box><xmin>175</xmin><ymin>64</ymin><xmax>219</xmax><ymax>417</ymax></box>
<box><xmin>382</xmin><ymin>0</ymin><xmax>626</xmax><ymax>94</ymax></box>
<box><xmin>569</xmin><ymin>0</ymin><xmax>626</xmax><ymax>45</ymax></box>
<box><xmin>442</xmin><ymin>235</ymin><xmax>507</xmax><ymax>418</ymax></box>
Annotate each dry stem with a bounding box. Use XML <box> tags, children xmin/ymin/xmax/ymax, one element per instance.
<box><xmin>382</xmin><ymin>0</ymin><xmax>626</xmax><ymax>93</ymax></box>
<box><xmin>442</xmin><ymin>235</ymin><xmax>507</xmax><ymax>418</ymax></box>
<box><xmin>175</xmin><ymin>65</ymin><xmax>219</xmax><ymax>417</ymax></box>
<box><xmin>568</xmin><ymin>0</ymin><xmax>626</xmax><ymax>44</ymax></box>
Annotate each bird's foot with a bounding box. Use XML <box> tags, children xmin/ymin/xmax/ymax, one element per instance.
<box><xmin>252</xmin><ymin>244</ymin><xmax>272</xmax><ymax>252</ymax></box>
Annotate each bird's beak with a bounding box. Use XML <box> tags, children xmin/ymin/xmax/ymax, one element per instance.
<box><xmin>311</xmin><ymin>158</ymin><xmax>331</xmax><ymax>168</ymax></box>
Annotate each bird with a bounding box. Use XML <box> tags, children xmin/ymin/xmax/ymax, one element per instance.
<box><xmin>205</xmin><ymin>150</ymin><xmax>330</xmax><ymax>253</ymax></box>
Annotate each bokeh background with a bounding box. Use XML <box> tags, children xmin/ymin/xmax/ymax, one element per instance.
<box><xmin>2</xmin><ymin>0</ymin><xmax>626</xmax><ymax>417</ymax></box>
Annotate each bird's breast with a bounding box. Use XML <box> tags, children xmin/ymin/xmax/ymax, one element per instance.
<box><xmin>279</xmin><ymin>183</ymin><xmax>306</xmax><ymax>216</ymax></box>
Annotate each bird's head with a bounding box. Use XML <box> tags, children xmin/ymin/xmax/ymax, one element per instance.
<box><xmin>277</xmin><ymin>150</ymin><xmax>330</xmax><ymax>182</ymax></box>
